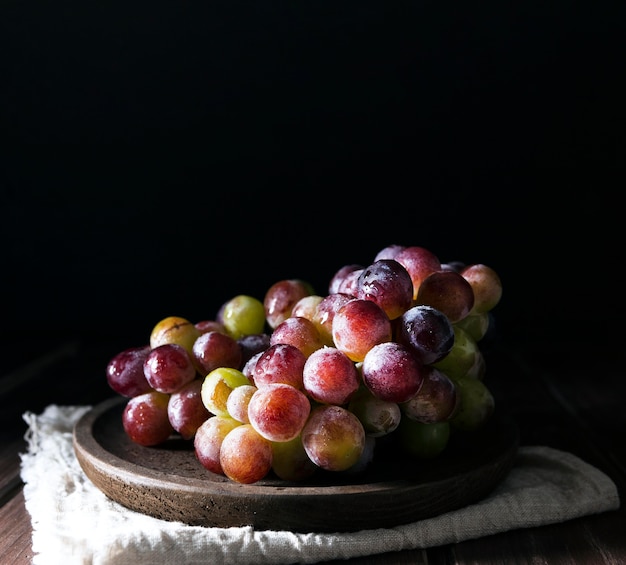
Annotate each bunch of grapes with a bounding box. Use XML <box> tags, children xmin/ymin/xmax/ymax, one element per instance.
<box><xmin>106</xmin><ymin>244</ymin><xmax>503</xmax><ymax>485</ymax></box>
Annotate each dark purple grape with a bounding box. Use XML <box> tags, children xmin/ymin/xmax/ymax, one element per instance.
<box><xmin>395</xmin><ymin>305</ymin><xmax>454</xmax><ymax>365</ymax></box>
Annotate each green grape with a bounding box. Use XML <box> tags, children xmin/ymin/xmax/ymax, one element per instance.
<box><xmin>396</xmin><ymin>417</ymin><xmax>450</xmax><ymax>459</ymax></box>
<box><xmin>450</xmin><ymin>377</ymin><xmax>495</xmax><ymax>432</ymax></box>
<box><xmin>454</xmin><ymin>311</ymin><xmax>490</xmax><ymax>342</ymax></box>
<box><xmin>220</xmin><ymin>295</ymin><xmax>266</xmax><ymax>340</ymax></box>
<box><xmin>201</xmin><ymin>367</ymin><xmax>250</xmax><ymax>417</ymax></box>
<box><xmin>432</xmin><ymin>325</ymin><xmax>480</xmax><ymax>380</ymax></box>
<box><xmin>271</xmin><ymin>435</ymin><xmax>318</xmax><ymax>481</ymax></box>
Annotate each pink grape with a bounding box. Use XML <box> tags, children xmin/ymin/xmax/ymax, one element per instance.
<box><xmin>334</xmin><ymin>268</ymin><xmax>363</xmax><ymax>296</ymax></box>
<box><xmin>225</xmin><ymin>383</ymin><xmax>257</xmax><ymax>423</ymax></box>
<box><xmin>328</xmin><ymin>264</ymin><xmax>363</xmax><ymax>295</ymax></box>
<box><xmin>143</xmin><ymin>343</ymin><xmax>197</xmax><ymax>394</ymax></box>
<box><xmin>312</xmin><ymin>292</ymin><xmax>355</xmax><ymax>346</ymax></box>
<box><xmin>362</xmin><ymin>341</ymin><xmax>425</xmax><ymax>403</ymax></box>
<box><xmin>302</xmin><ymin>346</ymin><xmax>361</xmax><ymax>405</ymax></box>
<box><xmin>122</xmin><ymin>391</ymin><xmax>174</xmax><ymax>446</ymax></box>
<box><xmin>219</xmin><ymin>424</ymin><xmax>273</xmax><ymax>484</ymax></box>
<box><xmin>248</xmin><ymin>383</ymin><xmax>311</xmax><ymax>442</ymax></box>
<box><xmin>269</xmin><ymin>316</ymin><xmax>325</xmax><ymax>358</ymax></box>
<box><xmin>264</xmin><ymin>279</ymin><xmax>314</xmax><ymax>329</ymax></box>
<box><xmin>332</xmin><ymin>299</ymin><xmax>392</xmax><ymax>362</ymax></box>
<box><xmin>301</xmin><ymin>404</ymin><xmax>366</xmax><ymax>471</ymax></box>
<box><xmin>194</xmin><ymin>415</ymin><xmax>241</xmax><ymax>475</ymax></box>
<box><xmin>373</xmin><ymin>244</ymin><xmax>406</xmax><ymax>261</ymax></box>
<box><xmin>394</xmin><ymin>246</ymin><xmax>442</xmax><ymax>300</ymax></box>
<box><xmin>241</xmin><ymin>351</ymin><xmax>263</xmax><ymax>381</ymax></box>
<box><xmin>460</xmin><ymin>263</ymin><xmax>503</xmax><ymax>314</ymax></box>
<box><xmin>291</xmin><ymin>294</ymin><xmax>324</xmax><ymax>321</ymax></box>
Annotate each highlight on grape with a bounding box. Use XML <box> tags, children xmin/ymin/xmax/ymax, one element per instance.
<box><xmin>106</xmin><ymin>244</ymin><xmax>503</xmax><ymax>484</ymax></box>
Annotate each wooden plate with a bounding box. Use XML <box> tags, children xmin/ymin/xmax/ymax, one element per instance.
<box><xmin>73</xmin><ymin>396</ymin><xmax>518</xmax><ymax>533</ymax></box>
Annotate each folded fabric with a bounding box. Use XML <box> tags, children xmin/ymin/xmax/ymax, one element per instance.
<box><xmin>20</xmin><ymin>404</ymin><xmax>620</xmax><ymax>565</ymax></box>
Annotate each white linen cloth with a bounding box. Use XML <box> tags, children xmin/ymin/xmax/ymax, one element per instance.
<box><xmin>20</xmin><ymin>404</ymin><xmax>620</xmax><ymax>565</ymax></box>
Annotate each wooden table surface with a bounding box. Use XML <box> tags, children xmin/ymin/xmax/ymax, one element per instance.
<box><xmin>1</xmin><ymin>328</ymin><xmax>624</xmax><ymax>564</ymax></box>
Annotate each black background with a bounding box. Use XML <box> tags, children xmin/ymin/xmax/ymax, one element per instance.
<box><xmin>2</xmin><ymin>0</ymin><xmax>624</xmax><ymax>351</ymax></box>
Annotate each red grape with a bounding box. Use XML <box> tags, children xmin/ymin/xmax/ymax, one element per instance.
<box><xmin>302</xmin><ymin>346</ymin><xmax>361</xmax><ymax>405</ymax></box>
<box><xmin>400</xmin><ymin>366</ymin><xmax>458</xmax><ymax>424</ymax></box>
<box><xmin>332</xmin><ymin>299</ymin><xmax>392</xmax><ymax>363</ymax></box>
<box><xmin>143</xmin><ymin>343</ymin><xmax>197</xmax><ymax>394</ymax></box>
<box><xmin>122</xmin><ymin>391</ymin><xmax>174</xmax><ymax>446</ymax></box>
<box><xmin>192</xmin><ymin>330</ymin><xmax>242</xmax><ymax>376</ymax></box>
<box><xmin>167</xmin><ymin>378</ymin><xmax>212</xmax><ymax>439</ymax></box>
<box><xmin>355</xmin><ymin>259</ymin><xmax>414</xmax><ymax>320</ymax></box>
<box><xmin>106</xmin><ymin>345</ymin><xmax>153</xmax><ymax>398</ymax></box>
<box><xmin>361</xmin><ymin>341</ymin><xmax>425</xmax><ymax>403</ymax></box>
<box><xmin>415</xmin><ymin>269</ymin><xmax>475</xmax><ymax>323</ymax></box>
<box><xmin>394</xmin><ymin>246</ymin><xmax>442</xmax><ymax>300</ymax></box>
<box><xmin>252</xmin><ymin>343</ymin><xmax>306</xmax><ymax>389</ymax></box>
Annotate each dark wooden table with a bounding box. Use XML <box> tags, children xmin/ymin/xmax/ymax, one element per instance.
<box><xmin>1</xmin><ymin>328</ymin><xmax>624</xmax><ymax>564</ymax></box>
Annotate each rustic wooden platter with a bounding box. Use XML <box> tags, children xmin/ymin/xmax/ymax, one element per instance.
<box><xmin>73</xmin><ymin>395</ymin><xmax>518</xmax><ymax>533</ymax></box>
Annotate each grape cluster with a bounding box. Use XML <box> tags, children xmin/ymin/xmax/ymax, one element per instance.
<box><xmin>106</xmin><ymin>244</ymin><xmax>503</xmax><ymax>484</ymax></box>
